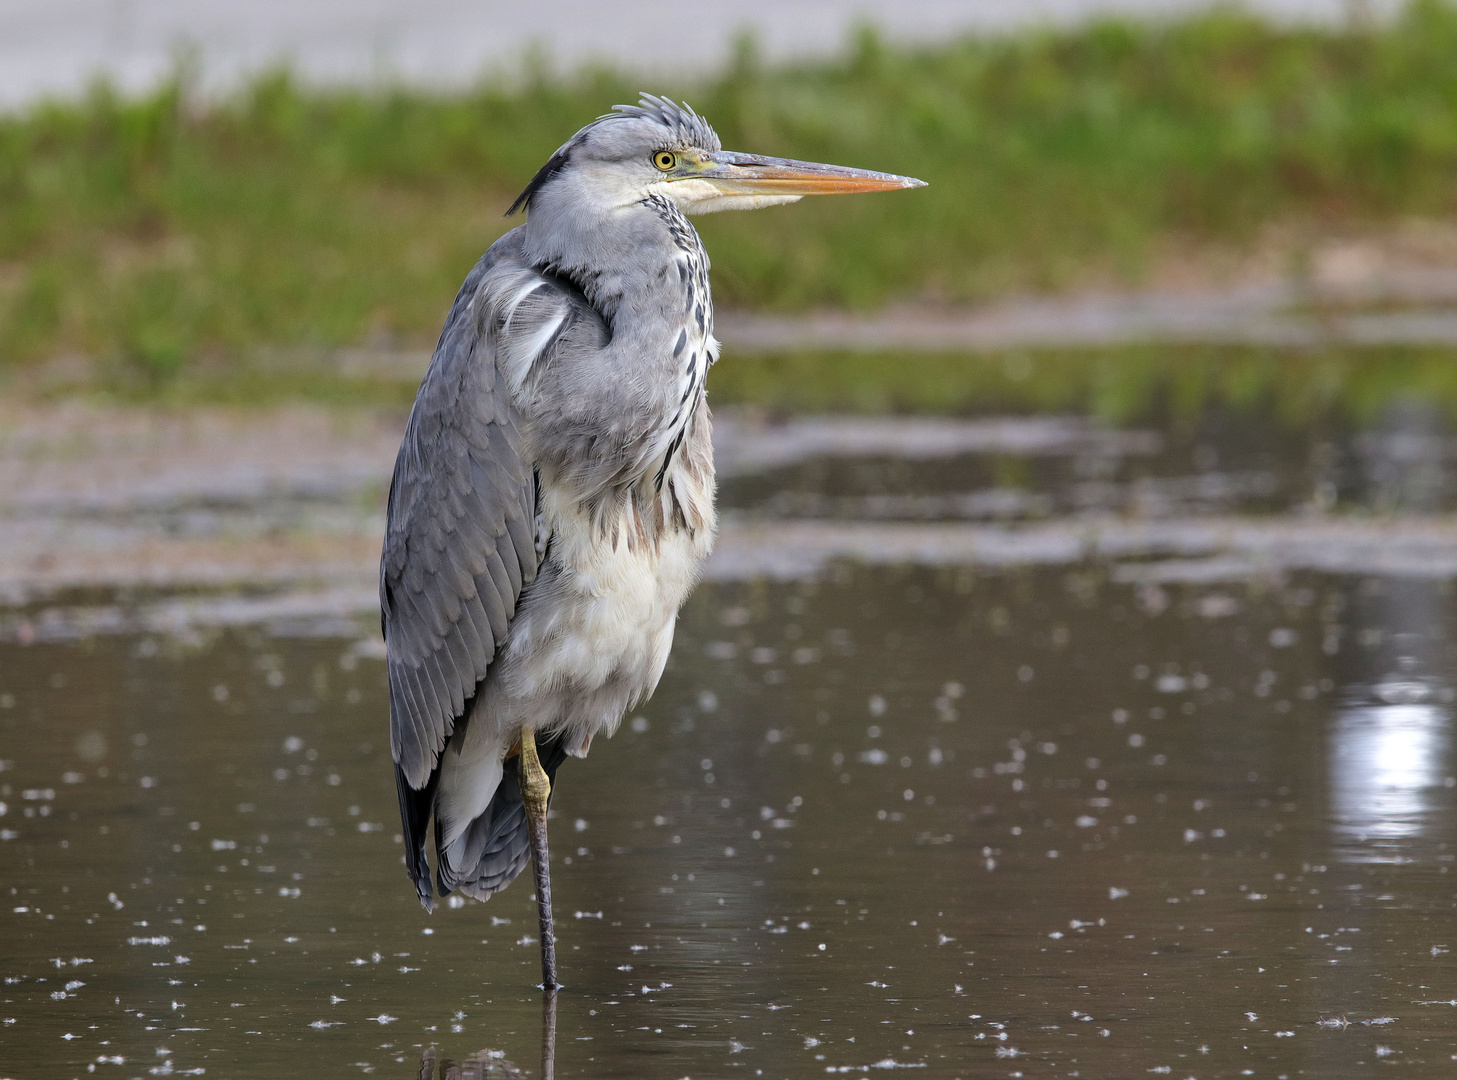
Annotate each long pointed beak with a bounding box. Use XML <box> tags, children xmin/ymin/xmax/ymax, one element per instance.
<box><xmin>690</xmin><ymin>150</ymin><xmax>925</xmax><ymax>197</ymax></box>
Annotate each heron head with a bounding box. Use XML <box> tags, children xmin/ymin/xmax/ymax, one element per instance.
<box><xmin>507</xmin><ymin>94</ymin><xmax>925</xmax><ymax>220</ymax></box>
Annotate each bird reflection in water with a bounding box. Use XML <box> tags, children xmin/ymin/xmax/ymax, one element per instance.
<box><xmin>416</xmin><ymin>991</ymin><xmax>556</xmax><ymax>1080</ymax></box>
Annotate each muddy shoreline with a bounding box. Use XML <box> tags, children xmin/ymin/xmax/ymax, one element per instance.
<box><xmin>3</xmin><ymin>401</ymin><xmax>1454</xmax><ymax>636</ymax></box>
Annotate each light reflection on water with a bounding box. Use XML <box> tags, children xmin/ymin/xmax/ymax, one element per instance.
<box><xmin>1330</xmin><ymin>703</ymin><xmax>1449</xmax><ymax>856</ymax></box>
<box><xmin>1329</xmin><ymin>400</ymin><xmax>1456</xmax><ymax>864</ymax></box>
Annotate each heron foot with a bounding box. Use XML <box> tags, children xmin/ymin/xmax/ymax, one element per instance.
<box><xmin>520</xmin><ymin>727</ymin><xmax>560</xmax><ymax>990</ymax></box>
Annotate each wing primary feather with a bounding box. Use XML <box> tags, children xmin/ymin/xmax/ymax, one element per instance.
<box><xmin>402</xmin><ymin>663</ymin><xmax>445</xmax><ymax>756</ymax></box>
<box><xmin>478</xmin><ymin>558</ymin><xmax>512</xmax><ymax>640</ymax></box>
<box><xmin>396</xmin><ymin>759</ymin><xmax>442</xmax><ymax>911</ymax></box>
<box><xmin>452</xmin><ymin>597</ymin><xmax>489</xmax><ymax>668</ymax></box>
<box><xmin>420</xmin><ymin>652</ymin><xmax>456</xmax><ymax>727</ymax></box>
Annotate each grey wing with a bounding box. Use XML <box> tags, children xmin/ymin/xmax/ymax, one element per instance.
<box><xmin>382</xmin><ymin>241</ymin><xmax>596</xmax><ymax>908</ymax></box>
<box><xmin>381</xmin><ymin>248</ymin><xmax>586</xmax><ymax>789</ymax></box>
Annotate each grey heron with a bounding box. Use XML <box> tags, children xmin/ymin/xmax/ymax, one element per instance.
<box><xmin>381</xmin><ymin>95</ymin><xmax>923</xmax><ymax>989</ymax></box>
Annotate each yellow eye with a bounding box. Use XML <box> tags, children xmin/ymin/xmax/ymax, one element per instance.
<box><xmin>652</xmin><ymin>150</ymin><xmax>677</xmax><ymax>171</ymax></box>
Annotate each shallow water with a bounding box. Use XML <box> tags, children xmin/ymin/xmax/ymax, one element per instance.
<box><xmin>4</xmin><ymin>407</ymin><xmax>1457</xmax><ymax>1078</ymax></box>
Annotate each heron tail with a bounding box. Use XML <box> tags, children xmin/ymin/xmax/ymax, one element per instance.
<box><xmin>435</xmin><ymin>729</ymin><xmax>569</xmax><ymax>901</ymax></box>
<box><xmin>396</xmin><ymin>761</ymin><xmax>441</xmax><ymax>912</ymax></box>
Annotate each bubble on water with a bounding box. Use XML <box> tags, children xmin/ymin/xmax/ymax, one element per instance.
<box><xmin>75</xmin><ymin>732</ymin><xmax>108</xmax><ymax>763</ymax></box>
<box><xmin>1199</xmin><ymin>594</ymin><xmax>1240</xmax><ymax>618</ymax></box>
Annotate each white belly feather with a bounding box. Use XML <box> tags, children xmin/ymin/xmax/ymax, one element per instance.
<box><xmin>436</xmin><ymin>431</ymin><xmax>715</xmax><ymax>855</ymax></box>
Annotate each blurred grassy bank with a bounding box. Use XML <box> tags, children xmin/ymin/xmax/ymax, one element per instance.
<box><xmin>5</xmin><ymin>2</ymin><xmax>1457</xmax><ymax>389</ymax></box>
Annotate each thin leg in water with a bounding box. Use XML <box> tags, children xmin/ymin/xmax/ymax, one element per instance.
<box><xmin>519</xmin><ymin>726</ymin><xmax>559</xmax><ymax>989</ymax></box>
<box><xmin>540</xmin><ymin>986</ymin><xmax>558</xmax><ymax>1080</ymax></box>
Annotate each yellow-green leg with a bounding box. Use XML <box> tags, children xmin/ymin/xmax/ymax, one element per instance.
<box><xmin>519</xmin><ymin>727</ymin><xmax>559</xmax><ymax>990</ymax></box>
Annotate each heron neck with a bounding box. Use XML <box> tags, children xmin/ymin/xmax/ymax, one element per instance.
<box><xmin>520</xmin><ymin>195</ymin><xmax>707</xmax><ymax>332</ymax></box>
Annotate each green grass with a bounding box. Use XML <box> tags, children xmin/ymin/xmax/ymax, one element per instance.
<box><xmin>6</xmin><ymin>2</ymin><xmax>1457</xmax><ymax>380</ymax></box>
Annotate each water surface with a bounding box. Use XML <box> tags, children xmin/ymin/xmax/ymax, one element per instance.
<box><xmin>3</xmin><ymin>406</ymin><xmax>1457</xmax><ymax>1078</ymax></box>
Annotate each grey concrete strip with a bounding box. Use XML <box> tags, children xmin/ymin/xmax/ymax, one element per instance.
<box><xmin>0</xmin><ymin>403</ymin><xmax>402</xmax><ymax>514</ymax></box>
<box><xmin>0</xmin><ymin>404</ymin><xmax>1148</xmax><ymax>514</ymax></box>
<box><xmin>0</xmin><ymin>0</ymin><xmax>1372</xmax><ymax>109</ymax></box>
<box><xmin>4</xmin><ymin>513</ymin><xmax>1457</xmax><ymax>619</ymax></box>
<box><xmin>712</xmin><ymin>414</ymin><xmax>1161</xmax><ymax>476</ymax></box>
<box><xmin>704</xmin><ymin>516</ymin><xmax>1457</xmax><ymax>581</ymax></box>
